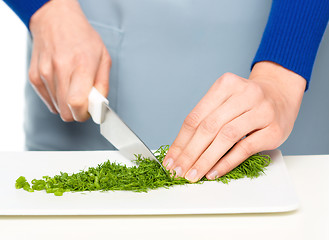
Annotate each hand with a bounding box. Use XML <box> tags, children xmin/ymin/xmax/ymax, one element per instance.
<box><xmin>28</xmin><ymin>0</ymin><xmax>111</xmax><ymax>121</ymax></box>
<box><xmin>163</xmin><ymin>61</ymin><xmax>306</xmax><ymax>182</ymax></box>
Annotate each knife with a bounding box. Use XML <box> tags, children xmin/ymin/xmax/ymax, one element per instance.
<box><xmin>88</xmin><ymin>87</ymin><xmax>167</xmax><ymax>173</ymax></box>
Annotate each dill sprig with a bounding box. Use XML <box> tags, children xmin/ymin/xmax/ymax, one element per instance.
<box><xmin>15</xmin><ymin>145</ymin><xmax>271</xmax><ymax>196</ymax></box>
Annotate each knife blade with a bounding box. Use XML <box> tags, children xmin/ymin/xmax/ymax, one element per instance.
<box><xmin>88</xmin><ymin>87</ymin><xmax>167</xmax><ymax>173</ymax></box>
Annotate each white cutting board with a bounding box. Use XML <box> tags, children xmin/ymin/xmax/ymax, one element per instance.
<box><xmin>0</xmin><ymin>149</ymin><xmax>299</xmax><ymax>215</ymax></box>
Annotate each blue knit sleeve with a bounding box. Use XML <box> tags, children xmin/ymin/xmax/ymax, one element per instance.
<box><xmin>3</xmin><ymin>0</ymin><xmax>50</xmax><ymax>30</ymax></box>
<box><xmin>252</xmin><ymin>0</ymin><xmax>329</xmax><ymax>90</ymax></box>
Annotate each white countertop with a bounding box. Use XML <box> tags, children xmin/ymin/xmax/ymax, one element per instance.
<box><xmin>0</xmin><ymin>154</ymin><xmax>328</xmax><ymax>240</ymax></box>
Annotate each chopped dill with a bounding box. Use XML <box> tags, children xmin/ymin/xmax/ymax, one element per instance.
<box><xmin>15</xmin><ymin>145</ymin><xmax>271</xmax><ymax>196</ymax></box>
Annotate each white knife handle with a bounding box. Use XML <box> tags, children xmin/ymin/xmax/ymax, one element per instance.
<box><xmin>88</xmin><ymin>87</ymin><xmax>109</xmax><ymax>124</ymax></box>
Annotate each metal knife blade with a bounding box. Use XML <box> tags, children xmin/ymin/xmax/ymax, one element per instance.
<box><xmin>88</xmin><ymin>87</ymin><xmax>167</xmax><ymax>173</ymax></box>
<box><xmin>100</xmin><ymin>103</ymin><xmax>155</xmax><ymax>159</ymax></box>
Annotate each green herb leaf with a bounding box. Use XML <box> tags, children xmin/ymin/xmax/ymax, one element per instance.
<box><xmin>15</xmin><ymin>145</ymin><xmax>271</xmax><ymax>196</ymax></box>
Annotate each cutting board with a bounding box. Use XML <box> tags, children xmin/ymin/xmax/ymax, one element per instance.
<box><xmin>0</xmin><ymin>149</ymin><xmax>299</xmax><ymax>215</ymax></box>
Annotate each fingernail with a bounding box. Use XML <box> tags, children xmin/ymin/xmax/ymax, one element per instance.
<box><xmin>185</xmin><ymin>169</ymin><xmax>198</xmax><ymax>182</ymax></box>
<box><xmin>46</xmin><ymin>103</ymin><xmax>58</xmax><ymax>115</ymax></box>
<box><xmin>173</xmin><ymin>166</ymin><xmax>182</xmax><ymax>177</ymax></box>
<box><xmin>50</xmin><ymin>108</ymin><xmax>58</xmax><ymax>114</ymax></box>
<box><xmin>68</xmin><ymin>104</ymin><xmax>77</xmax><ymax>121</ymax></box>
<box><xmin>207</xmin><ymin>170</ymin><xmax>218</xmax><ymax>180</ymax></box>
<box><xmin>54</xmin><ymin>102</ymin><xmax>60</xmax><ymax>113</ymax></box>
<box><xmin>163</xmin><ymin>158</ymin><xmax>174</xmax><ymax>170</ymax></box>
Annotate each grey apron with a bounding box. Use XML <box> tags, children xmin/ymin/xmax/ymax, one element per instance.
<box><xmin>25</xmin><ymin>0</ymin><xmax>329</xmax><ymax>155</ymax></box>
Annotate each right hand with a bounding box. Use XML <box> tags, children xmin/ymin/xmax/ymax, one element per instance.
<box><xmin>29</xmin><ymin>0</ymin><xmax>111</xmax><ymax>122</ymax></box>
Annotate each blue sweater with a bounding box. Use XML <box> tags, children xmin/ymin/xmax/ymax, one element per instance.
<box><xmin>3</xmin><ymin>0</ymin><xmax>329</xmax><ymax>90</ymax></box>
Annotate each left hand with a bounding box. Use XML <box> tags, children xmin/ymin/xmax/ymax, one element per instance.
<box><xmin>163</xmin><ymin>61</ymin><xmax>306</xmax><ymax>182</ymax></box>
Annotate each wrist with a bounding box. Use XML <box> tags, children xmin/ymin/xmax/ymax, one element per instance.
<box><xmin>249</xmin><ymin>61</ymin><xmax>305</xmax><ymax>118</ymax></box>
<box><xmin>250</xmin><ymin>61</ymin><xmax>306</xmax><ymax>90</ymax></box>
<box><xmin>250</xmin><ymin>61</ymin><xmax>306</xmax><ymax>96</ymax></box>
<box><xmin>29</xmin><ymin>0</ymin><xmax>51</xmax><ymax>33</ymax></box>
<box><xmin>29</xmin><ymin>0</ymin><xmax>80</xmax><ymax>34</ymax></box>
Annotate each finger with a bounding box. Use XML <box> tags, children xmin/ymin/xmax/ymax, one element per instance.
<box><xmin>67</xmin><ymin>60</ymin><xmax>99</xmax><ymax>122</ymax></box>
<box><xmin>184</xmin><ymin>108</ymin><xmax>271</xmax><ymax>182</ymax></box>
<box><xmin>29</xmin><ymin>52</ymin><xmax>57</xmax><ymax>114</ymax></box>
<box><xmin>93</xmin><ymin>48</ymin><xmax>111</xmax><ymax>97</ymax></box>
<box><xmin>38</xmin><ymin>53</ymin><xmax>59</xmax><ymax>112</ymax></box>
<box><xmin>168</xmin><ymin>88</ymin><xmax>262</xmax><ymax>177</ymax></box>
<box><xmin>206</xmin><ymin>128</ymin><xmax>275</xmax><ymax>180</ymax></box>
<box><xmin>163</xmin><ymin>74</ymin><xmax>239</xmax><ymax>167</ymax></box>
<box><xmin>54</xmin><ymin>69</ymin><xmax>74</xmax><ymax>121</ymax></box>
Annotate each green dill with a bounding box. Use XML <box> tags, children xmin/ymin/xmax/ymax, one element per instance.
<box><xmin>15</xmin><ymin>145</ymin><xmax>271</xmax><ymax>196</ymax></box>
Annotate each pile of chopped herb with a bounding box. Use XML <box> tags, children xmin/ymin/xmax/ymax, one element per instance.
<box><xmin>15</xmin><ymin>145</ymin><xmax>271</xmax><ymax>196</ymax></box>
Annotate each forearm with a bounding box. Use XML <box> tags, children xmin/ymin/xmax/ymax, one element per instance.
<box><xmin>3</xmin><ymin>0</ymin><xmax>50</xmax><ymax>29</ymax></box>
<box><xmin>252</xmin><ymin>0</ymin><xmax>329</xmax><ymax>90</ymax></box>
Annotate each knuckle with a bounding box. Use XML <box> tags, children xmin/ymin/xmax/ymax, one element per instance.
<box><xmin>239</xmin><ymin>141</ymin><xmax>254</xmax><ymax>157</ymax></box>
<box><xmin>39</xmin><ymin>63</ymin><xmax>52</xmax><ymax>80</ymax></box>
<box><xmin>221</xmin><ymin>159</ymin><xmax>234</xmax><ymax>173</ymax></box>
<box><xmin>28</xmin><ymin>68</ymin><xmax>37</xmax><ymax>81</ymax></box>
<box><xmin>259</xmin><ymin>126</ymin><xmax>285</xmax><ymax>151</ymax></box>
<box><xmin>184</xmin><ymin>112</ymin><xmax>201</xmax><ymax>130</ymax></box>
<box><xmin>222</xmin><ymin>72</ymin><xmax>236</xmax><ymax>80</ymax></box>
<box><xmin>53</xmin><ymin>55</ymin><xmax>70</xmax><ymax>70</ymax></box>
<box><xmin>216</xmin><ymin>72</ymin><xmax>242</xmax><ymax>90</ymax></box>
<box><xmin>28</xmin><ymin>69</ymin><xmax>42</xmax><ymax>87</ymax></box>
<box><xmin>180</xmin><ymin>150</ymin><xmax>194</xmax><ymax>161</ymax></box>
<box><xmin>222</xmin><ymin>72</ymin><xmax>240</xmax><ymax>85</ymax></box>
<box><xmin>195</xmin><ymin>157</ymin><xmax>215</xmax><ymax>171</ymax></box>
<box><xmin>52</xmin><ymin>58</ymin><xmax>63</xmax><ymax>70</ymax></box>
<box><xmin>220</xmin><ymin>124</ymin><xmax>240</xmax><ymax>143</ymax></box>
<box><xmin>200</xmin><ymin>117</ymin><xmax>219</xmax><ymax>134</ymax></box>
<box><xmin>167</xmin><ymin>145</ymin><xmax>182</xmax><ymax>158</ymax></box>
<box><xmin>219</xmin><ymin>72</ymin><xmax>234</xmax><ymax>87</ymax></box>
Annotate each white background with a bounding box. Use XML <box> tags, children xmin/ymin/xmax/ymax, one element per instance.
<box><xmin>0</xmin><ymin>1</ymin><xmax>27</xmax><ymax>151</ymax></box>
